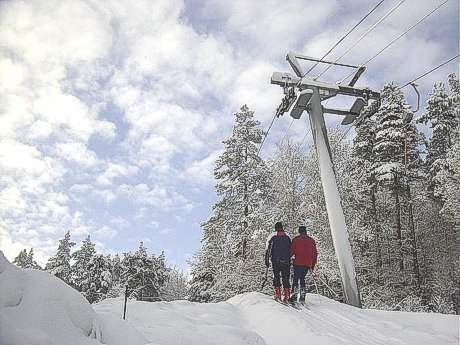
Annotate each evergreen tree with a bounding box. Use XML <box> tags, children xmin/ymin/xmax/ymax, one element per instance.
<box><xmin>372</xmin><ymin>84</ymin><xmax>424</xmax><ymax>284</ymax></box>
<box><xmin>106</xmin><ymin>254</ymin><xmax>124</xmax><ymax>298</ymax></box>
<box><xmin>45</xmin><ymin>231</ymin><xmax>75</xmax><ymax>285</ymax></box>
<box><xmin>121</xmin><ymin>242</ymin><xmax>168</xmax><ymax>301</ymax></box>
<box><xmin>111</xmin><ymin>254</ymin><xmax>122</xmax><ymax>286</ymax></box>
<box><xmin>418</xmin><ymin>80</ymin><xmax>459</xmax><ymax>200</ymax></box>
<box><xmin>350</xmin><ymin>116</ymin><xmax>380</xmax><ymax>263</ymax></box>
<box><xmin>13</xmin><ymin>248</ymin><xmax>41</xmax><ymax>269</ymax></box>
<box><xmin>190</xmin><ymin>105</ymin><xmax>270</xmax><ymax>301</ymax></box>
<box><xmin>71</xmin><ymin>235</ymin><xmax>96</xmax><ymax>291</ymax></box>
<box><xmin>84</xmin><ymin>254</ymin><xmax>113</xmax><ymax>303</ymax></box>
<box><xmin>161</xmin><ymin>267</ymin><xmax>189</xmax><ymax>301</ymax></box>
<box><xmin>13</xmin><ymin>249</ymin><xmax>28</xmax><ymax>268</ymax></box>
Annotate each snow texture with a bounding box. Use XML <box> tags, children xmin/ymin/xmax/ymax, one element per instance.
<box><xmin>1</xmin><ymin>249</ymin><xmax>458</xmax><ymax>345</ymax></box>
<box><xmin>0</xmin><ymin>251</ymin><xmax>146</xmax><ymax>345</ymax></box>
<box><xmin>95</xmin><ymin>292</ymin><xmax>459</xmax><ymax>345</ymax></box>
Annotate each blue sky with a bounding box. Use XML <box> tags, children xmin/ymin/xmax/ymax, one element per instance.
<box><xmin>0</xmin><ymin>0</ymin><xmax>458</xmax><ymax>271</ymax></box>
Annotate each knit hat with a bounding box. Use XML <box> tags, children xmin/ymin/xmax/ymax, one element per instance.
<box><xmin>275</xmin><ymin>222</ymin><xmax>283</xmax><ymax>231</ymax></box>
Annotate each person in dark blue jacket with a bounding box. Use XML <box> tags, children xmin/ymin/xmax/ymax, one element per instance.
<box><xmin>265</xmin><ymin>221</ymin><xmax>291</xmax><ymax>302</ymax></box>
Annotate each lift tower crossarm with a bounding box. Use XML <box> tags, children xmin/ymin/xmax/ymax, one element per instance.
<box><xmin>287</xmin><ymin>51</ymin><xmax>361</xmax><ymax>72</ymax></box>
<box><xmin>271</xmin><ymin>72</ymin><xmax>380</xmax><ymax>100</ymax></box>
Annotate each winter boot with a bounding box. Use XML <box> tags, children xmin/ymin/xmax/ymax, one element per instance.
<box><xmin>289</xmin><ymin>288</ymin><xmax>297</xmax><ymax>304</ymax></box>
<box><xmin>299</xmin><ymin>288</ymin><xmax>306</xmax><ymax>303</ymax></box>
<box><xmin>283</xmin><ymin>288</ymin><xmax>290</xmax><ymax>303</ymax></box>
<box><xmin>274</xmin><ymin>287</ymin><xmax>281</xmax><ymax>301</ymax></box>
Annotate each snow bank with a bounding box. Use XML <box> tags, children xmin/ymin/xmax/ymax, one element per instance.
<box><xmin>0</xmin><ymin>251</ymin><xmax>146</xmax><ymax>345</ymax></box>
<box><xmin>96</xmin><ymin>292</ymin><xmax>459</xmax><ymax>345</ymax></box>
<box><xmin>1</xmin><ymin>248</ymin><xmax>457</xmax><ymax>345</ymax></box>
<box><xmin>229</xmin><ymin>292</ymin><xmax>459</xmax><ymax>345</ymax></box>
<box><xmin>95</xmin><ymin>297</ymin><xmax>265</xmax><ymax>345</ymax></box>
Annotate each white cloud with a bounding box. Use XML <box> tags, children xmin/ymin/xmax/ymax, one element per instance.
<box><xmin>0</xmin><ymin>0</ymin><xmax>456</xmax><ymax>265</ymax></box>
<box><xmin>94</xmin><ymin>225</ymin><xmax>118</xmax><ymax>240</ymax></box>
<box><xmin>96</xmin><ymin>162</ymin><xmax>139</xmax><ymax>186</ymax></box>
<box><xmin>181</xmin><ymin>149</ymin><xmax>222</xmax><ymax>186</ymax></box>
<box><xmin>117</xmin><ymin>183</ymin><xmax>191</xmax><ymax>211</ymax></box>
<box><xmin>55</xmin><ymin>142</ymin><xmax>98</xmax><ymax>167</ymax></box>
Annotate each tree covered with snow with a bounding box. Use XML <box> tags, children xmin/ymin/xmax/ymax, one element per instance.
<box><xmin>45</xmin><ymin>231</ymin><xmax>76</xmax><ymax>285</ymax></box>
<box><xmin>121</xmin><ymin>242</ymin><xmax>169</xmax><ymax>301</ymax></box>
<box><xmin>83</xmin><ymin>254</ymin><xmax>113</xmax><ymax>303</ymax></box>
<box><xmin>418</xmin><ymin>79</ymin><xmax>460</xmax><ymax>200</ymax></box>
<box><xmin>415</xmin><ymin>74</ymin><xmax>460</xmax><ymax>313</ymax></box>
<box><xmin>71</xmin><ymin>235</ymin><xmax>96</xmax><ymax>291</ymax></box>
<box><xmin>12</xmin><ymin>248</ymin><xmax>41</xmax><ymax>269</ymax></box>
<box><xmin>189</xmin><ymin>105</ymin><xmax>271</xmax><ymax>301</ymax></box>
<box><xmin>161</xmin><ymin>267</ymin><xmax>189</xmax><ymax>301</ymax></box>
<box><xmin>32</xmin><ymin>231</ymin><xmax>182</xmax><ymax>304</ymax></box>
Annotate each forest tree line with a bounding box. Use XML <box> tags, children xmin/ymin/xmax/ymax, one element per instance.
<box><xmin>189</xmin><ymin>74</ymin><xmax>459</xmax><ymax>315</ymax></box>
<box><xmin>13</xmin><ymin>233</ymin><xmax>188</xmax><ymax>304</ymax></box>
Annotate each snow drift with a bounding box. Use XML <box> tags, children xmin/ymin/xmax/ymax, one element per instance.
<box><xmin>1</xmin><ymin>248</ymin><xmax>458</xmax><ymax>345</ymax></box>
<box><xmin>0</xmin><ymin>251</ymin><xmax>146</xmax><ymax>345</ymax></box>
<box><xmin>96</xmin><ymin>291</ymin><xmax>459</xmax><ymax>345</ymax></box>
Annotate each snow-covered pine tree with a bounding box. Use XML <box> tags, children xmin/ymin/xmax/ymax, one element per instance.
<box><xmin>84</xmin><ymin>254</ymin><xmax>113</xmax><ymax>303</ymax></box>
<box><xmin>440</xmin><ymin>125</ymin><xmax>460</xmax><ymax>314</ymax></box>
<box><xmin>106</xmin><ymin>254</ymin><xmax>125</xmax><ymax>299</ymax></box>
<box><xmin>12</xmin><ymin>248</ymin><xmax>41</xmax><ymax>269</ymax></box>
<box><xmin>189</xmin><ymin>212</ymin><xmax>225</xmax><ymax>302</ymax></box>
<box><xmin>161</xmin><ymin>267</ymin><xmax>189</xmax><ymax>301</ymax></box>
<box><xmin>346</xmin><ymin>115</ymin><xmax>384</xmax><ymax>294</ymax></box>
<box><xmin>26</xmin><ymin>248</ymin><xmax>41</xmax><ymax>269</ymax></box>
<box><xmin>71</xmin><ymin>235</ymin><xmax>96</xmax><ymax>291</ymax></box>
<box><xmin>13</xmin><ymin>249</ymin><xmax>28</xmax><ymax>268</ymax></box>
<box><xmin>121</xmin><ymin>242</ymin><xmax>167</xmax><ymax>301</ymax></box>
<box><xmin>411</xmin><ymin>76</ymin><xmax>460</xmax><ymax>312</ymax></box>
<box><xmin>45</xmin><ymin>231</ymin><xmax>75</xmax><ymax>285</ymax></box>
<box><xmin>417</xmin><ymin>80</ymin><xmax>460</xmax><ymax>201</ymax></box>
<box><xmin>190</xmin><ymin>105</ymin><xmax>270</xmax><ymax>301</ymax></box>
<box><xmin>350</xmin><ymin>116</ymin><xmax>380</xmax><ymax>259</ymax></box>
<box><xmin>372</xmin><ymin>83</ymin><xmax>424</xmax><ymax>296</ymax></box>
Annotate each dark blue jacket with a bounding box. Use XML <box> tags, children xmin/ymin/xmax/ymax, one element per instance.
<box><xmin>265</xmin><ymin>231</ymin><xmax>291</xmax><ymax>266</ymax></box>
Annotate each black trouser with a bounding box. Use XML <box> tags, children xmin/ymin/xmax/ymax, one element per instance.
<box><xmin>272</xmin><ymin>261</ymin><xmax>290</xmax><ymax>288</ymax></box>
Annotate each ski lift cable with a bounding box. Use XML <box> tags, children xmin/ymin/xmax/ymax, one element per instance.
<box><xmin>399</xmin><ymin>54</ymin><xmax>460</xmax><ymax>88</ymax></box>
<box><xmin>315</xmin><ymin>0</ymin><xmax>406</xmax><ymax>80</ymax></box>
<box><xmin>279</xmin><ymin>118</ymin><xmax>295</xmax><ymax>144</ymax></box>
<box><xmin>331</xmin><ymin>53</ymin><xmax>460</xmax><ymax>150</ymax></box>
<box><xmin>300</xmin><ymin>0</ymin><xmax>386</xmax><ymax>80</ymax></box>
<box><xmin>282</xmin><ymin>1</ymin><xmax>387</xmax><ymax>144</ymax></box>
<box><xmin>339</xmin><ymin>0</ymin><xmax>451</xmax><ymax>84</ymax></box>
<box><xmin>257</xmin><ymin>111</ymin><xmax>278</xmax><ymax>156</ymax></box>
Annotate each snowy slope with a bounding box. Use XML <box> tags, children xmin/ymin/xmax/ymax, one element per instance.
<box><xmin>95</xmin><ymin>292</ymin><xmax>459</xmax><ymax>345</ymax></box>
<box><xmin>0</xmin><ymin>251</ymin><xmax>146</xmax><ymax>345</ymax></box>
<box><xmin>1</xmin><ymin>247</ymin><xmax>457</xmax><ymax>345</ymax></box>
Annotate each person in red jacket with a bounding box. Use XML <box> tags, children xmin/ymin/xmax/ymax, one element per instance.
<box><xmin>289</xmin><ymin>225</ymin><xmax>318</xmax><ymax>303</ymax></box>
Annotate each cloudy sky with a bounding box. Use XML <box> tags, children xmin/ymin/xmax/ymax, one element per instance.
<box><xmin>0</xmin><ymin>0</ymin><xmax>458</xmax><ymax>269</ymax></box>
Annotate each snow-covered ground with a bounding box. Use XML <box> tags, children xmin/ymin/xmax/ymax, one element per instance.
<box><xmin>1</xmin><ymin>250</ymin><xmax>458</xmax><ymax>345</ymax></box>
<box><xmin>95</xmin><ymin>293</ymin><xmax>459</xmax><ymax>345</ymax></box>
<box><xmin>0</xmin><ymin>251</ymin><xmax>146</xmax><ymax>345</ymax></box>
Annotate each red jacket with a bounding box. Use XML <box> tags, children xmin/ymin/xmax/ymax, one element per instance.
<box><xmin>290</xmin><ymin>234</ymin><xmax>318</xmax><ymax>269</ymax></box>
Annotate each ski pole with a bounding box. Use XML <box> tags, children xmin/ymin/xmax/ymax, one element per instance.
<box><xmin>317</xmin><ymin>275</ymin><xmax>341</xmax><ymax>299</ymax></box>
<box><xmin>312</xmin><ymin>271</ymin><xmax>321</xmax><ymax>304</ymax></box>
<box><xmin>260</xmin><ymin>267</ymin><xmax>269</xmax><ymax>291</ymax></box>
